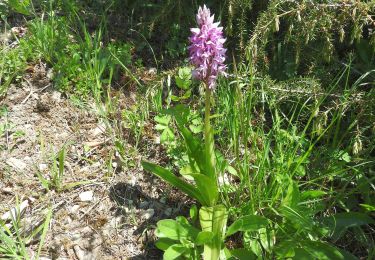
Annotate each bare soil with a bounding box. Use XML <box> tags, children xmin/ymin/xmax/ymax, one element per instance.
<box><xmin>0</xmin><ymin>62</ymin><xmax>187</xmax><ymax>259</ymax></box>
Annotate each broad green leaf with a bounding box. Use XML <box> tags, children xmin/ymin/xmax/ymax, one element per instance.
<box><xmin>8</xmin><ymin>0</ymin><xmax>30</xmax><ymax>15</ymax></box>
<box><xmin>199</xmin><ymin>206</ymin><xmax>228</xmax><ymax>236</ymax></box>
<box><xmin>179</xmin><ymin>126</ymin><xmax>206</xmax><ymax>173</ymax></box>
<box><xmin>175</xmin><ymin>77</ymin><xmax>191</xmax><ymax>90</ymax></box>
<box><xmin>155</xmin><ymin>115</ymin><xmax>171</xmax><ymax>125</ymax></box>
<box><xmin>160</xmin><ymin>128</ymin><xmax>175</xmax><ymax>143</ymax></box>
<box><xmin>224</xmin><ymin>248</ymin><xmax>257</xmax><ymax>260</ymax></box>
<box><xmin>142</xmin><ymin>161</ymin><xmax>204</xmax><ymax>204</ymax></box>
<box><xmin>195</xmin><ymin>231</ymin><xmax>214</xmax><ymax>245</ymax></box>
<box><xmin>280</xmin><ymin>205</ymin><xmax>313</xmax><ymax>231</ymax></box>
<box><xmin>323</xmin><ymin>212</ymin><xmax>375</xmax><ymax>240</ymax></box>
<box><xmin>180</xmin><ymin>165</ymin><xmax>195</xmax><ymax>181</ymax></box>
<box><xmin>227</xmin><ymin>165</ymin><xmax>238</xmax><ymax>177</ymax></box>
<box><xmin>301</xmin><ymin>190</ymin><xmax>326</xmax><ymax>200</ymax></box>
<box><xmin>163</xmin><ymin>244</ymin><xmax>187</xmax><ymax>260</ymax></box>
<box><xmin>155</xmin><ymin>124</ymin><xmax>167</xmax><ymax>130</ymax></box>
<box><xmin>189</xmin><ymin>123</ymin><xmax>203</xmax><ymax>134</ymax></box>
<box><xmin>300</xmin><ymin>241</ymin><xmax>357</xmax><ymax>260</ymax></box>
<box><xmin>360</xmin><ymin>204</ymin><xmax>375</xmax><ymax>212</ymax></box>
<box><xmin>190</xmin><ymin>205</ymin><xmax>198</xmax><ymax>222</ymax></box>
<box><xmin>155</xmin><ymin>238</ymin><xmax>176</xmax><ymax>251</ymax></box>
<box><xmin>275</xmin><ymin>240</ymin><xmax>296</xmax><ymax>258</ymax></box>
<box><xmin>292</xmin><ymin>248</ymin><xmax>312</xmax><ymax>260</ymax></box>
<box><xmin>259</xmin><ymin>227</ymin><xmax>274</xmax><ymax>253</ymax></box>
<box><xmin>176</xmin><ymin>216</ymin><xmax>190</xmax><ymax>226</ymax></box>
<box><xmin>282</xmin><ymin>181</ymin><xmax>300</xmax><ymax>208</ymax></box>
<box><xmin>178</xmin><ymin>67</ymin><xmax>192</xmax><ymax>79</ymax></box>
<box><xmin>156</xmin><ymin>219</ymin><xmax>197</xmax><ymax>241</ymax></box>
<box><xmin>226</xmin><ymin>215</ymin><xmax>268</xmax><ymax>237</ymax></box>
<box><xmin>189</xmin><ymin>173</ymin><xmax>218</xmax><ymax>206</ymax></box>
<box><xmin>163</xmin><ymin>105</ymin><xmax>190</xmax><ymax>126</ymax></box>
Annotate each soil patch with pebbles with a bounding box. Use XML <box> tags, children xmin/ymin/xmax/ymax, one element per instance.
<box><xmin>0</xmin><ymin>69</ymin><xmax>186</xmax><ymax>259</ymax></box>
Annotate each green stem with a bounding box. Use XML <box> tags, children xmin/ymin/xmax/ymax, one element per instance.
<box><xmin>204</xmin><ymin>86</ymin><xmax>216</xmax><ymax>182</ymax></box>
<box><xmin>205</xmin><ymin>86</ymin><xmax>212</xmax><ymax>158</ymax></box>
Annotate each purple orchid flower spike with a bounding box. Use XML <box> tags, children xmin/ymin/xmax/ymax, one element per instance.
<box><xmin>189</xmin><ymin>5</ymin><xmax>227</xmax><ymax>90</ymax></box>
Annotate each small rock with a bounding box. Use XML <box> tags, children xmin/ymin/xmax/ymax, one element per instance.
<box><xmin>110</xmin><ymin>216</ymin><xmax>123</xmax><ymax>228</ymax></box>
<box><xmin>148</xmin><ymin>68</ymin><xmax>157</xmax><ymax>75</ymax></box>
<box><xmin>142</xmin><ymin>209</ymin><xmax>155</xmax><ymax>220</ymax></box>
<box><xmin>1</xmin><ymin>187</ymin><xmax>13</xmax><ymax>195</ymax></box>
<box><xmin>90</xmin><ymin>123</ymin><xmax>106</xmax><ymax>137</ymax></box>
<box><xmin>112</xmin><ymin>162</ymin><xmax>118</xmax><ymax>168</ymax></box>
<box><xmin>51</xmin><ymin>91</ymin><xmax>61</xmax><ymax>101</ymax></box>
<box><xmin>6</xmin><ymin>158</ymin><xmax>27</xmax><ymax>171</ymax></box>
<box><xmin>1</xmin><ymin>200</ymin><xmax>29</xmax><ymax>221</ymax></box>
<box><xmin>39</xmin><ymin>163</ymin><xmax>48</xmax><ymax>171</ymax></box>
<box><xmin>70</xmin><ymin>205</ymin><xmax>81</xmax><ymax>214</ymax></box>
<box><xmin>79</xmin><ymin>191</ymin><xmax>94</xmax><ymax>202</ymax></box>
<box><xmin>47</xmin><ymin>68</ymin><xmax>54</xmax><ymax>79</ymax></box>
<box><xmin>130</xmin><ymin>176</ymin><xmax>137</xmax><ymax>186</ymax></box>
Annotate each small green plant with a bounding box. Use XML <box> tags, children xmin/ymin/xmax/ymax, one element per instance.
<box><xmin>0</xmin><ymin>197</ymin><xmax>52</xmax><ymax>259</ymax></box>
<box><xmin>171</xmin><ymin>67</ymin><xmax>193</xmax><ymax>102</ymax></box>
<box><xmin>36</xmin><ymin>146</ymin><xmax>66</xmax><ymax>192</ymax></box>
<box><xmin>155</xmin><ymin>205</ymin><xmax>271</xmax><ymax>259</ymax></box>
<box><xmin>6</xmin><ymin>0</ymin><xmax>31</xmax><ymax>15</ymax></box>
<box><xmin>36</xmin><ymin>146</ymin><xmax>90</xmax><ymax>192</ymax></box>
<box><xmin>155</xmin><ymin>114</ymin><xmax>175</xmax><ymax>145</ymax></box>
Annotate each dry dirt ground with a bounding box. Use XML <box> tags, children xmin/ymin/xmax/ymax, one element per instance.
<box><xmin>0</xmin><ymin>62</ymin><xmax>188</xmax><ymax>259</ymax></box>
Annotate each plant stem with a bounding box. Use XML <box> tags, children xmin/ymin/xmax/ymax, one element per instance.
<box><xmin>205</xmin><ymin>86</ymin><xmax>212</xmax><ymax>154</ymax></box>
<box><xmin>204</xmin><ymin>86</ymin><xmax>216</xmax><ymax>182</ymax></box>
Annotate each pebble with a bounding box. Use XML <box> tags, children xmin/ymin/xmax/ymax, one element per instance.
<box><xmin>79</xmin><ymin>191</ymin><xmax>94</xmax><ymax>202</ymax></box>
<box><xmin>1</xmin><ymin>187</ymin><xmax>13</xmax><ymax>195</ymax></box>
<box><xmin>70</xmin><ymin>205</ymin><xmax>80</xmax><ymax>214</ymax></box>
<box><xmin>6</xmin><ymin>158</ymin><xmax>27</xmax><ymax>171</ymax></box>
<box><xmin>51</xmin><ymin>91</ymin><xmax>61</xmax><ymax>102</ymax></box>
<box><xmin>39</xmin><ymin>163</ymin><xmax>48</xmax><ymax>171</ymax></box>
<box><xmin>90</xmin><ymin>123</ymin><xmax>106</xmax><ymax>137</ymax></box>
<box><xmin>142</xmin><ymin>208</ymin><xmax>155</xmax><ymax>220</ymax></box>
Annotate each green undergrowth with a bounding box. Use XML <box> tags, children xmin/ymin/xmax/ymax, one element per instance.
<box><xmin>0</xmin><ymin>0</ymin><xmax>374</xmax><ymax>259</ymax></box>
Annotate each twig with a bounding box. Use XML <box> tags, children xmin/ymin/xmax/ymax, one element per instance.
<box><xmin>20</xmin><ymin>78</ymin><xmax>34</xmax><ymax>104</ymax></box>
<box><xmin>79</xmin><ymin>199</ymin><xmax>101</xmax><ymax>221</ymax></box>
<box><xmin>37</xmin><ymin>83</ymin><xmax>52</xmax><ymax>93</ymax></box>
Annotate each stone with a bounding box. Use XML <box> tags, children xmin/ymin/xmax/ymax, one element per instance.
<box><xmin>39</xmin><ymin>163</ymin><xmax>48</xmax><ymax>171</ymax></box>
<box><xmin>79</xmin><ymin>191</ymin><xmax>94</xmax><ymax>202</ymax></box>
<box><xmin>142</xmin><ymin>209</ymin><xmax>155</xmax><ymax>220</ymax></box>
<box><xmin>6</xmin><ymin>158</ymin><xmax>27</xmax><ymax>171</ymax></box>
<box><xmin>70</xmin><ymin>205</ymin><xmax>80</xmax><ymax>214</ymax></box>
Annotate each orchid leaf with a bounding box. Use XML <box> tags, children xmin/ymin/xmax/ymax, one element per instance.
<box><xmin>163</xmin><ymin>244</ymin><xmax>187</xmax><ymax>260</ymax></box>
<box><xmin>226</xmin><ymin>215</ymin><xmax>269</xmax><ymax>237</ymax></box>
<box><xmin>189</xmin><ymin>173</ymin><xmax>218</xmax><ymax>206</ymax></box>
<box><xmin>142</xmin><ymin>161</ymin><xmax>204</xmax><ymax>204</ymax></box>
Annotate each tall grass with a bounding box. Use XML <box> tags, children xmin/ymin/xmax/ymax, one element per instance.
<box><xmin>213</xmin><ymin>58</ymin><xmax>375</xmax><ymax>257</ymax></box>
